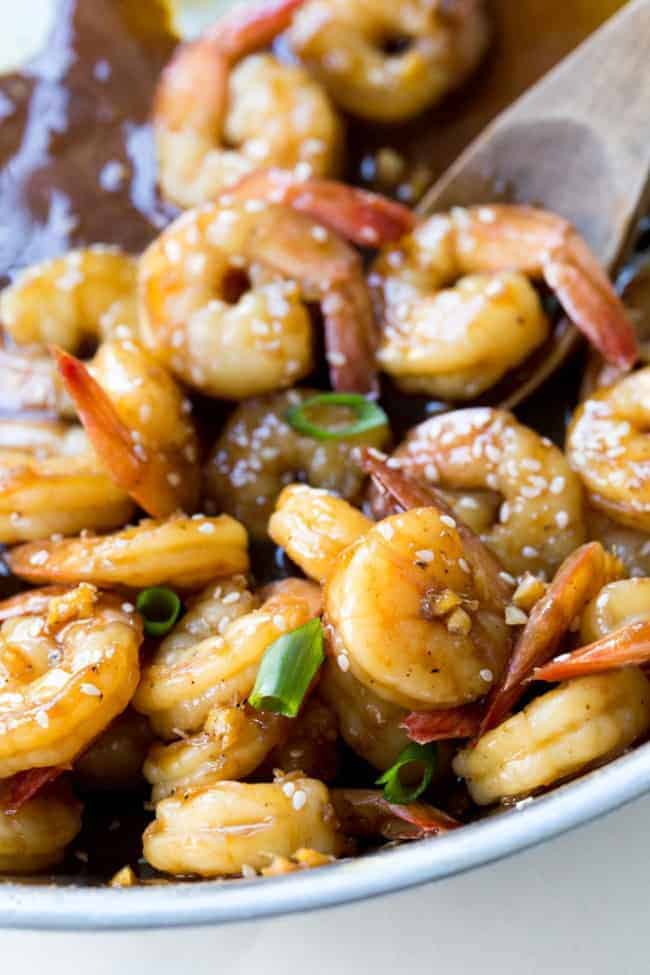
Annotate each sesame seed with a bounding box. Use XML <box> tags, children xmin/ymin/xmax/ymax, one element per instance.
<box><xmin>121</xmin><ymin>602</ymin><xmax>135</xmax><ymax>613</ymax></box>
<box><xmin>499</xmin><ymin>571</ymin><xmax>516</xmax><ymax>586</ymax></box>
<box><xmin>282</xmin><ymin>781</ymin><xmax>296</xmax><ymax>798</ymax></box>
<box><xmin>35</xmin><ymin>710</ymin><xmax>49</xmax><ymax>728</ymax></box>
<box><xmin>522</xmin><ymin>546</ymin><xmax>539</xmax><ymax>559</ymax></box>
<box><xmin>555</xmin><ymin>510</ymin><xmax>569</xmax><ymax>529</ymax></box>
<box><xmin>198</xmin><ymin>522</ymin><xmax>215</xmax><ymax>534</ymax></box>
<box><xmin>479</xmin><ymin>668</ymin><xmax>493</xmax><ymax>682</ymax></box>
<box><xmin>80</xmin><ymin>683</ymin><xmax>102</xmax><ymax>697</ymax></box>
<box><xmin>29</xmin><ymin>549</ymin><xmax>49</xmax><ymax>566</ymax></box>
<box><xmin>337</xmin><ymin>653</ymin><xmax>350</xmax><ymax>672</ymax></box>
<box><xmin>440</xmin><ymin>515</ymin><xmax>456</xmax><ymax>529</ymax></box>
<box><xmin>415</xmin><ymin>549</ymin><xmax>434</xmax><ymax>563</ymax></box>
<box><xmin>292</xmin><ymin>789</ymin><xmax>307</xmax><ymax>811</ymax></box>
<box><xmin>458</xmin><ymin>558</ymin><xmax>470</xmax><ymax>573</ymax></box>
<box><xmin>222</xmin><ymin>591</ymin><xmax>240</xmax><ymax>605</ymax></box>
<box><xmin>550</xmin><ymin>476</ymin><xmax>565</xmax><ymax>495</ymax></box>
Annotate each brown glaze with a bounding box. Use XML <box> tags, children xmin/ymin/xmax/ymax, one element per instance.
<box><xmin>0</xmin><ymin>0</ymin><xmax>176</xmax><ymax>288</ymax></box>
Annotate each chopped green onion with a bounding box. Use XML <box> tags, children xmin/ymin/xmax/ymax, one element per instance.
<box><xmin>285</xmin><ymin>393</ymin><xmax>388</xmax><ymax>441</ymax></box>
<box><xmin>249</xmin><ymin>618</ymin><xmax>324</xmax><ymax>718</ymax></box>
<box><xmin>376</xmin><ymin>742</ymin><xmax>437</xmax><ymax>804</ymax></box>
<box><xmin>136</xmin><ymin>587</ymin><xmax>182</xmax><ymax>637</ymax></box>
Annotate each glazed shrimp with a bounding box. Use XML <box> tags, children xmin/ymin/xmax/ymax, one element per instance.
<box><xmin>454</xmin><ymin>669</ymin><xmax>650</xmax><ymax>805</ymax></box>
<box><xmin>133</xmin><ymin>577</ymin><xmax>321</xmax><ymax>739</ymax></box>
<box><xmin>138</xmin><ymin>198</ymin><xmax>378</xmax><ymax>397</ymax></box>
<box><xmin>0</xmin><ymin>418</ymin><xmax>134</xmax><ymax>544</ymax></box>
<box><xmin>7</xmin><ymin>514</ymin><xmax>249</xmax><ymax>591</ymax></box>
<box><xmin>154</xmin><ymin>0</ymin><xmax>343</xmax><ymax>208</ymax></box>
<box><xmin>0</xmin><ymin>585</ymin><xmax>142</xmax><ymax>777</ymax></box>
<box><xmin>371</xmin><ymin>205</ymin><xmax>637</xmax><ymax>398</ymax></box>
<box><xmin>0</xmin><ymin>246</ymin><xmax>138</xmax><ymax>351</ymax></box>
<box><xmin>0</xmin><ymin>793</ymin><xmax>82</xmax><ymax>873</ymax></box>
<box><xmin>269</xmin><ymin>484</ymin><xmax>372</xmax><ymax>583</ymax></box>
<box><xmin>143</xmin><ymin>775</ymin><xmax>342</xmax><ymax>877</ymax></box>
<box><xmin>324</xmin><ymin>492</ymin><xmax>513</xmax><ymax>711</ymax></box>
<box><xmin>144</xmin><ymin>705</ymin><xmax>289</xmax><ymax>802</ymax></box>
<box><xmin>580</xmin><ymin>578</ymin><xmax>650</xmax><ymax>644</ymax></box>
<box><xmin>204</xmin><ymin>389</ymin><xmax>388</xmax><ymax>539</ymax></box>
<box><xmin>289</xmin><ymin>0</ymin><xmax>490</xmax><ymax>122</ymax></box>
<box><xmin>55</xmin><ymin>338</ymin><xmax>201</xmax><ymax>517</ymax></box>
<box><xmin>371</xmin><ymin>408</ymin><xmax>586</xmax><ymax>578</ymax></box>
<box><xmin>567</xmin><ymin>366</ymin><xmax>650</xmax><ymax>533</ymax></box>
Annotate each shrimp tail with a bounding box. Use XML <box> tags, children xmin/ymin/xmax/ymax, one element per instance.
<box><xmin>228</xmin><ymin>169</ymin><xmax>416</xmax><ymax>246</ymax></box>
<box><xmin>53</xmin><ymin>347</ymin><xmax>193</xmax><ymax>519</ymax></box>
<box><xmin>544</xmin><ymin>243</ymin><xmax>638</xmax><ymax>370</ymax></box>
<box><xmin>3</xmin><ymin>767</ymin><xmax>66</xmax><ymax>815</ymax></box>
<box><xmin>330</xmin><ymin>788</ymin><xmax>460</xmax><ymax>841</ymax></box>
<box><xmin>481</xmin><ymin>542</ymin><xmax>623</xmax><ymax>734</ymax></box>
<box><xmin>528</xmin><ymin>619</ymin><xmax>650</xmax><ymax>683</ymax></box>
<box><xmin>402</xmin><ymin>704</ymin><xmax>483</xmax><ymax>743</ymax></box>
<box><xmin>206</xmin><ymin>0</ymin><xmax>305</xmax><ymax>58</ymax></box>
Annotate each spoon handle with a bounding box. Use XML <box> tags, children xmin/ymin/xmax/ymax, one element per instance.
<box><xmin>422</xmin><ymin>0</ymin><xmax>650</xmax><ymax>268</ymax></box>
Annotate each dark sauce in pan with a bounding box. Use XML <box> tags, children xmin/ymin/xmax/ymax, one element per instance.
<box><xmin>0</xmin><ymin>0</ymin><xmax>641</xmax><ymax>884</ymax></box>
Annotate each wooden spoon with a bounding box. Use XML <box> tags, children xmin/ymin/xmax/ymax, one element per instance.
<box><xmin>418</xmin><ymin>0</ymin><xmax>650</xmax><ymax>405</ymax></box>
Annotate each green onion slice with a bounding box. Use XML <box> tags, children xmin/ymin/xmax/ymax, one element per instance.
<box><xmin>285</xmin><ymin>393</ymin><xmax>388</xmax><ymax>441</ymax></box>
<box><xmin>376</xmin><ymin>742</ymin><xmax>438</xmax><ymax>804</ymax></box>
<box><xmin>136</xmin><ymin>587</ymin><xmax>182</xmax><ymax>637</ymax></box>
<box><xmin>249</xmin><ymin>617</ymin><xmax>324</xmax><ymax>718</ymax></box>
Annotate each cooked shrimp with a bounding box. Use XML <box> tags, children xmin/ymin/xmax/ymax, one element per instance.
<box><xmin>483</xmin><ymin>542</ymin><xmax>623</xmax><ymax>733</ymax></box>
<box><xmin>580</xmin><ymin>578</ymin><xmax>650</xmax><ymax>644</ymax></box>
<box><xmin>0</xmin><ymin>793</ymin><xmax>82</xmax><ymax>873</ymax></box>
<box><xmin>325</xmin><ymin>498</ymin><xmax>512</xmax><ymax>710</ymax></box>
<box><xmin>143</xmin><ymin>775</ymin><xmax>342</xmax><ymax>877</ymax></box>
<box><xmin>55</xmin><ymin>339</ymin><xmax>201</xmax><ymax>517</ymax></box>
<box><xmin>133</xmin><ymin>577</ymin><xmax>321</xmax><ymax>738</ymax></box>
<box><xmin>568</xmin><ymin>366</ymin><xmax>650</xmax><ymax>533</ymax></box>
<box><xmin>269</xmin><ymin>484</ymin><xmax>372</xmax><ymax>583</ymax></box>
<box><xmin>74</xmin><ymin>710</ymin><xmax>154</xmax><ymax>792</ymax></box>
<box><xmin>371</xmin><ymin>205</ymin><xmax>637</xmax><ymax>398</ymax></box>
<box><xmin>8</xmin><ymin>515</ymin><xmax>248</xmax><ymax>590</ymax></box>
<box><xmin>0</xmin><ymin>585</ymin><xmax>141</xmax><ymax>777</ymax></box>
<box><xmin>453</xmin><ymin>669</ymin><xmax>650</xmax><ymax>805</ymax></box>
<box><xmin>289</xmin><ymin>0</ymin><xmax>490</xmax><ymax>122</ymax></box>
<box><xmin>154</xmin><ymin>0</ymin><xmax>343</xmax><ymax>209</ymax></box>
<box><xmin>204</xmin><ymin>390</ymin><xmax>388</xmax><ymax>539</ymax></box>
<box><xmin>138</xmin><ymin>198</ymin><xmax>377</xmax><ymax>397</ymax></box>
<box><xmin>0</xmin><ymin>418</ymin><xmax>134</xmax><ymax>544</ymax></box>
<box><xmin>144</xmin><ymin>705</ymin><xmax>288</xmax><ymax>803</ymax></box>
<box><xmin>371</xmin><ymin>408</ymin><xmax>586</xmax><ymax>578</ymax></box>
<box><xmin>0</xmin><ymin>246</ymin><xmax>138</xmax><ymax>351</ymax></box>
<box><xmin>319</xmin><ymin>659</ymin><xmax>412</xmax><ymax>771</ymax></box>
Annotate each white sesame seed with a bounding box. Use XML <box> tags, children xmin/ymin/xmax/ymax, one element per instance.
<box><xmin>282</xmin><ymin>781</ymin><xmax>296</xmax><ymax>798</ymax></box>
<box><xmin>440</xmin><ymin>515</ymin><xmax>456</xmax><ymax>529</ymax></box>
<box><xmin>415</xmin><ymin>549</ymin><xmax>434</xmax><ymax>563</ymax></box>
<box><xmin>555</xmin><ymin>510</ymin><xmax>569</xmax><ymax>529</ymax></box>
<box><xmin>121</xmin><ymin>602</ymin><xmax>135</xmax><ymax>614</ymax></box>
<box><xmin>222</xmin><ymin>591</ymin><xmax>240</xmax><ymax>605</ymax></box>
<box><xmin>505</xmin><ymin>605</ymin><xmax>528</xmax><ymax>626</ymax></box>
<box><xmin>550</xmin><ymin>476</ymin><xmax>565</xmax><ymax>495</ymax></box>
<box><xmin>499</xmin><ymin>571</ymin><xmax>516</xmax><ymax>585</ymax></box>
<box><xmin>337</xmin><ymin>653</ymin><xmax>350</xmax><ymax>672</ymax></box>
<box><xmin>35</xmin><ymin>710</ymin><xmax>49</xmax><ymax>728</ymax></box>
<box><xmin>80</xmin><ymin>683</ymin><xmax>102</xmax><ymax>697</ymax></box>
<box><xmin>522</xmin><ymin>546</ymin><xmax>539</xmax><ymax>559</ymax></box>
<box><xmin>292</xmin><ymin>789</ymin><xmax>307</xmax><ymax>811</ymax></box>
<box><xmin>458</xmin><ymin>558</ymin><xmax>470</xmax><ymax>573</ymax></box>
<box><xmin>29</xmin><ymin>549</ymin><xmax>49</xmax><ymax>566</ymax></box>
<box><xmin>198</xmin><ymin>522</ymin><xmax>215</xmax><ymax>534</ymax></box>
<box><xmin>479</xmin><ymin>668</ymin><xmax>493</xmax><ymax>682</ymax></box>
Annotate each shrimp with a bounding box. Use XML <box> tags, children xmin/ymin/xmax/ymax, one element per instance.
<box><xmin>0</xmin><ymin>246</ymin><xmax>138</xmax><ymax>352</ymax></box>
<box><xmin>567</xmin><ymin>366</ymin><xmax>650</xmax><ymax>533</ymax></box>
<box><xmin>370</xmin><ymin>408</ymin><xmax>586</xmax><ymax>578</ymax></box>
<box><xmin>453</xmin><ymin>669</ymin><xmax>650</xmax><ymax>805</ymax></box>
<box><xmin>138</xmin><ymin>197</ymin><xmax>378</xmax><ymax>397</ymax></box>
<box><xmin>7</xmin><ymin>514</ymin><xmax>249</xmax><ymax>591</ymax></box>
<box><xmin>580</xmin><ymin>578</ymin><xmax>650</xmax><ymax>644</ymax></box>
<box><xmin>133</xmin><ymin>577</ymin><xmax>321</xmax><ymax>739</ymax></box>
<box><xmin>289</xmin><ymin>0</ymin><xmax>490</xmax><ymax>123</ymax></box>
<box><xmin>0</xmin><ymin>418</ymin><xmax>134</xmax><ymax>544</ymax></box>
<box><xmin>55</xmin><ymin>339</ymin><xmax>201</xmax><ymax>517</ymax></box>
<box><xmin>143</xmin><ymin>775</ymin><xmax>342</xmax><ymax>877</ymax></box>
<box><xmin>74</xmin><ymin>710</ymin><xmax>154</xmax><ymax>792</ymax></box>
<box><xmin>144</xmin><ymin>705</ymin><xmax>289</xmax><ymax>803</ymax></box>
<box><xmin>482</xmin><ymin>542</ymin><xmax>623</xmax><ymax>733</ymax></box>
<box><xmin>371</xmin><ymin>205</ymin><xmax>637</xmax><ymax>398</ymax></box>
<box><xmin>0</xmin><ymin>585</ymin><xmax>142</xmax><ymax>777</ymax></box>
<box><xmin>204</xmin><ymin>389</ymin><xmax>388</xmax><ymax>539</ymax></box>
<box><xmin>319</xmin><ymin>659</ymin><xmax>413</xmax><ymax>771</ymax></box>
<box><xmin>324</xmin><ymin>495</ymin><xmax>513</xmax><ymax>711</ymax></box>
<box><xmin>269</xmin><ymin>484</ymin><xmax>372</xmax><ymax>583</ymax></box>
<box><xmin>0</xmin><ymin>793</ymin><xmax>82</xmax><ymax>873</ymax></box>
<box><xmin>153</xmin><ymin>0</ymin><xmax>343</xmax><ymax>209</ymax></box>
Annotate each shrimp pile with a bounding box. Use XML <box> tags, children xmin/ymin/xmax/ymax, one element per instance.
<box><xmin>0</xmin><ymin>0</ymin><xmax>648</xmax><ymax>888</ymax></box>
